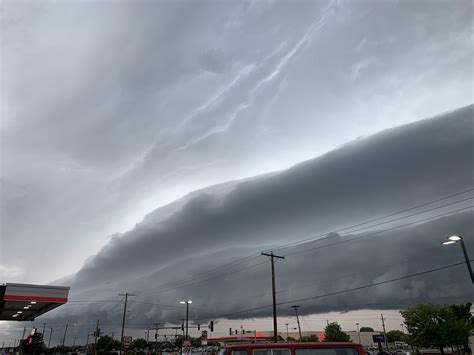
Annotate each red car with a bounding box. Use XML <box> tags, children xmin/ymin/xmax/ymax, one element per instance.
<box><xmin>219</xmin><ymin>342</ymin><xmax>365</xmax><ymax>355</ymax></box>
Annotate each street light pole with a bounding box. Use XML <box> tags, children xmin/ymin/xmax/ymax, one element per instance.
<box><xmin>48</xmin><ymin>328</ymin><xmax>53</xmax><ymax>348</ymax></box>
<box><xmin>179</xmin><ymin>300</ymin><xmax>192</xmax><ymax>339</ymax></box>
<box><xmin>291</xmin><ymin>305</ymin><xmax>302</xmax><ymax>342</ymax></box>
<box><xmin>442</xmin><ymin>235</ymin><xmax>473</xmax><ymax>283</ymax></box>
<box><xmin>356</xmin><ymin>323</ymin><xmax>361</xmax><ymax>344</ymax></box>
<box><xmin>285</xmin><ymin>324</ymin><xmax>289</xmax><ymax>340</ymax></box>
<box><xmin>62</xmin><ymin>323</ymin><xmax>68</xmax><ymax>347</ymax></box>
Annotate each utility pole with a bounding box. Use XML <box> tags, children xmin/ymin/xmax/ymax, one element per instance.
<box><xmin>291</xmin><ymin>305</ymin><xmax>302</xmax><ymax>342</ymax></box>
<box><xmin>48</xmin><ymin>328</ymin><xmax>53</xmax><ymax>348</ymax></box>
<box><xmin>21</xmin><ymin>327</ymin><xmax>26</xmax><ymax>340</ymax></box>
<box><xmin>285</xmin><ymin>324</ymin><xmax>289</xmax><ymax>339</ymax></box>
<box><xmin>119</xmin><ymin>292</ymin><xmax>134</xmax><ymax>355</ymax></box>
<box><xmin>155</xmin><ymin>323</ymin><xmax>160</xmax><ymax>354</ymax></box>
<box><xmin>146</xmin><ymin>330</ymin><xmax>150</xmax><ymax>355</ymax></box>
<box><xmin>381</xmin><ymin>314</ymin><xmax>388</xmax><ymax>350</ymax></box>
<box><xmin>94</xmin><ymin>320</ymin><xmax>100</xmax><ymax>355</ymax></box>
<box><xmin>62</xmin><ymin>323</ymin><xmax>68</xmax><ymax>346</ymax></box>
<box><xmin>42</xmin><ymin>323</ymin><xmax>47</xmax><ymax>336</ymax></box>
<box><xmin>73</xmin><ymin>337</ymin><xmax>77</xmax><ymax>347</ymax></box>
<box><xmin>261</xmin><ymin>251</ymin><xmax>285</xmax><ymax>343</ymax></box>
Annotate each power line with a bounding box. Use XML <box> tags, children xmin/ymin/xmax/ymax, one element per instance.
<box><xmin>60</xmin><ymin>200</ymin><xmax>472</xmax><ymax>306</ymax></box>
<box><xmin>132</xmin><ymin>189</ymin><xmax>473</xmax><ymax>296</ymax></box>
<box><xmin>271</xmin><ymin>188</ymin><xmax>474</xmax><ymax>252</ymax></box>
<box><xmin>132</xmin><ymin>202</ymin><xmax>472</xmax><ymax>296</ymax></box>
<box><xmin>194</xmin><ymin>260</ymin><xmax>470</xmax><ymax>321</ymax></box>
<box><xmin>284</xmin><ymin>205</ymin><xmax>472</xmax><ymax>257</ymax></box>
<box><xmin>136</xmin><ymin>253</ymin><xmax>261</xmax><ymax>296</ymax></box>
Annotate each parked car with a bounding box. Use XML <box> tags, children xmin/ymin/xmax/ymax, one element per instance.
<box><xmin>220</xmin><ymin>342</ymin><xmax>365</xmax><ymax>355</ymax></box>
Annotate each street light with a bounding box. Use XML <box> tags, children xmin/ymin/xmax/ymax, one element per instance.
<box><xmin>441</xmin><ymin>235</ymin><xmax>473</xmax><ymax>283</ymax></box>
<box><xmin>179</xmin><ymin>300</ymin><xmax>192</xmax><ymax>339</ymax></box>
<box><xmin>356</xmin><ymin>323</ymin><xmax>361</xmax><ymax>344</ymax></box>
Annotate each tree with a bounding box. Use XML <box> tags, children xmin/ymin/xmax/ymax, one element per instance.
<box><xmin>360</xmin><ymin>327</ymin><xmax>374</xmax><ymax>332</ymax></box>
<box><xmin>386</xmin><ymin>330</ymin><xmax>408</xmax><ymax>343</ymax></box>
<box><xmin>175</xmin><ymin>335</ymin><xmax>185</xmax><ymax>348</ymax></box>
<box><xmin>400</xmin><ymin>303</ymin><xmax>473</xmax><ymax>355</ymax></box>
<box><xmin>323</xmin><ymin>322</ymin><xmax>351</xmax><ymax>342</ymax></box>
<box><xmin>301</xmin><ymin>334</ymin><xmax>320</xmax><ymax>342</ymax></box>
<box><xmin>130</xmin><ymin>338</ymin><xmax>148</xmax><ymax>352</ymax></box>
<box><xmin>96</xmin><ymin>335</ymin><xmax>121</xmax><ymax>354</ymax></box>
<box><xmin>48</xmin><ymin>345</ymin><xmax>71</xmax><ymax>354</ymax></box>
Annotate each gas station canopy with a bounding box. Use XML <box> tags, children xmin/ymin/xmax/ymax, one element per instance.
<box><xmin>0</xmin><ymin>283</ymin><xmax>70</xmax><ymax>321</ymax></box>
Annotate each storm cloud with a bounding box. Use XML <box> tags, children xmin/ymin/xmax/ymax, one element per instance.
<box><xmin>39</xmin><ymin>105</ymin><xmax>473</xmax><ymax>328</ymax></box>
<box><xmin>1</xmin><ymin>0</ymin><xmax>472</xmax><ymax>284</ymax></box>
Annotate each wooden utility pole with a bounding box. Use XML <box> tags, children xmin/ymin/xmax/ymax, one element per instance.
<box><xmin>119</xmin><ymin>293</ymin><xmax>134</xmax><ymax>355</ymax></box>
<box><xmin>381</xmin><ymin>314</ymin><xmax>388</xmax><ymax>350</ymax></box>
<box><xmin>291</xmin><ymin>305</ymin><xmax>302</xmax><ymax>341</ymax></box>
<box><xmin>261</xmin><ymin>251</ymin><xmax>285</xmax><ymax>343</ymax></box>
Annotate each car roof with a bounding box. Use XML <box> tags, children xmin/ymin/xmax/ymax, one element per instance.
<box><xmin>226</xmin><ymin>343</ymin><xmax>359</xmax><ymax>349</ymax></box>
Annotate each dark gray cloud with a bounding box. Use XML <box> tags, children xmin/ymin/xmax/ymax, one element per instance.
<box><xmin>1</xmin><ymin>0</ymin><xmax>472</xmax><ymax>284</ymax></box>
<box><xmin>34</xmin><ymin>105</ymin><xmax>473</xmax><ymax>331</ymax></box>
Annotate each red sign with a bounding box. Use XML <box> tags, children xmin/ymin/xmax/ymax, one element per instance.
<box><xmin>123</xmin><ymin>336</ymin><xmax>132</xmax><ymax>348</ymax></box>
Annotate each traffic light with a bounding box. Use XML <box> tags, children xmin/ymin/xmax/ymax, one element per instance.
<box><xmin>229</xmin><ymin>328</ymin><xmax>232</xmax><ymax>336</ymax></box>
<box><xmin>181</xmin><ymin>322</ymin><xmax>185</xmax><ymax>332</ymax></box>
<box><xmin>235</xmin><ymin>330</ymin><xmax>238</xmax><ymax>335</ymax></box>
<box><xmin>198</xmin><ymin>324</ymin><xmax>200</xmax><ymax>330</ymax></box>
<box><xmin>243</xmin><ymin>329</ymin><xmax>246</xmax><ymax>335</ymax></box>
<box><xmin>20</xmin><ymin>332</ymin><xmax>43</xmax><ymax>353</ymax></box>
<box><xmin>210</xmin><ymin>321</ymin><xmax>214</xmax><ymax>332</ymax></box>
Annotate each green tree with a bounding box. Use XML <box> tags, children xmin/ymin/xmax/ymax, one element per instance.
<box><xmin>130</xmin><ymin>338</ymin><xmax>148</xmax><ymax>352</ymax></box>
<box><xmin>386</xmin><ymin>330</ymin><xmax>408</xmax><ymax>343</ymax></box>
<box><xmin>286</xmin><ymin>336</ymin><xmax>298</xmax><ymax>342</ymax></box>
<box><xmin>175</xmin><ymin>335</ymin><xmax>184</xmax><ymax>348</ymax></box>
<box><xmin>323</xmin><ymin>322</ymin><xmax>351</xmax><ymax>342</ymax></box>
<box><xmin>192</xmin><ymin>337</ymin><xmax>202</xmax><ymax>347</ymax></box>
<box><xmin>301</xmin><ymin>334</ymin><xmax>320</xmax><ymax>342</ymax></box>
<box><xmin>96</xmin><ymin>335</ymin><xmax>121</xmax><ymax>354</ymax></box>
<box><xmin>400</xmin><ymin>303</ymin><xmax>473</xmax><ymax>355</ymax></box>
<box><xmin>360</xmin><ymin>327</ymin><xmax>374</xmax><ymax>332</ymax></box>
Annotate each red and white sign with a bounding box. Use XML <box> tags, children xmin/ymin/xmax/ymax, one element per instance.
<box><xmin>182</xmin><ymin>340</ymin><xmax>192</xmax><ymax>354</ymax></box>
<box><xmin>201</xmin><ymin>330</ymin><xmax>208</xmax><ymax>346</ymax></box>
<box><xmin>123</xmin><ymin>336</ymin><xmax>133</xmax><ymax>348</ymax></box>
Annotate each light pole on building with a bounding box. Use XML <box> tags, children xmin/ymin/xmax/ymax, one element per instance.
<box><xmin>441</xmin><ymin>235</ymin><xmax>473</xmax><ymax>283</ymax></box>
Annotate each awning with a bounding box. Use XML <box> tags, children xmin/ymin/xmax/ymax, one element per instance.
<box><xmin>0</xmin><ymin>283</ymin><xmax>70</xmax><ymax>321</ymax></box>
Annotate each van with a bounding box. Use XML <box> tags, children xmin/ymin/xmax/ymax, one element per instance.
<box><xmin>219</xmin><ymin>342</ymin><xmax>365</xmax><ymax>355</ymax></box>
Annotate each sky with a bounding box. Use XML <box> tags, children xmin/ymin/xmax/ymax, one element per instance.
<box><xmin>0</xmin><ymin>0</ymin><xmax>473</xmax><ymax>345</ymax></box>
